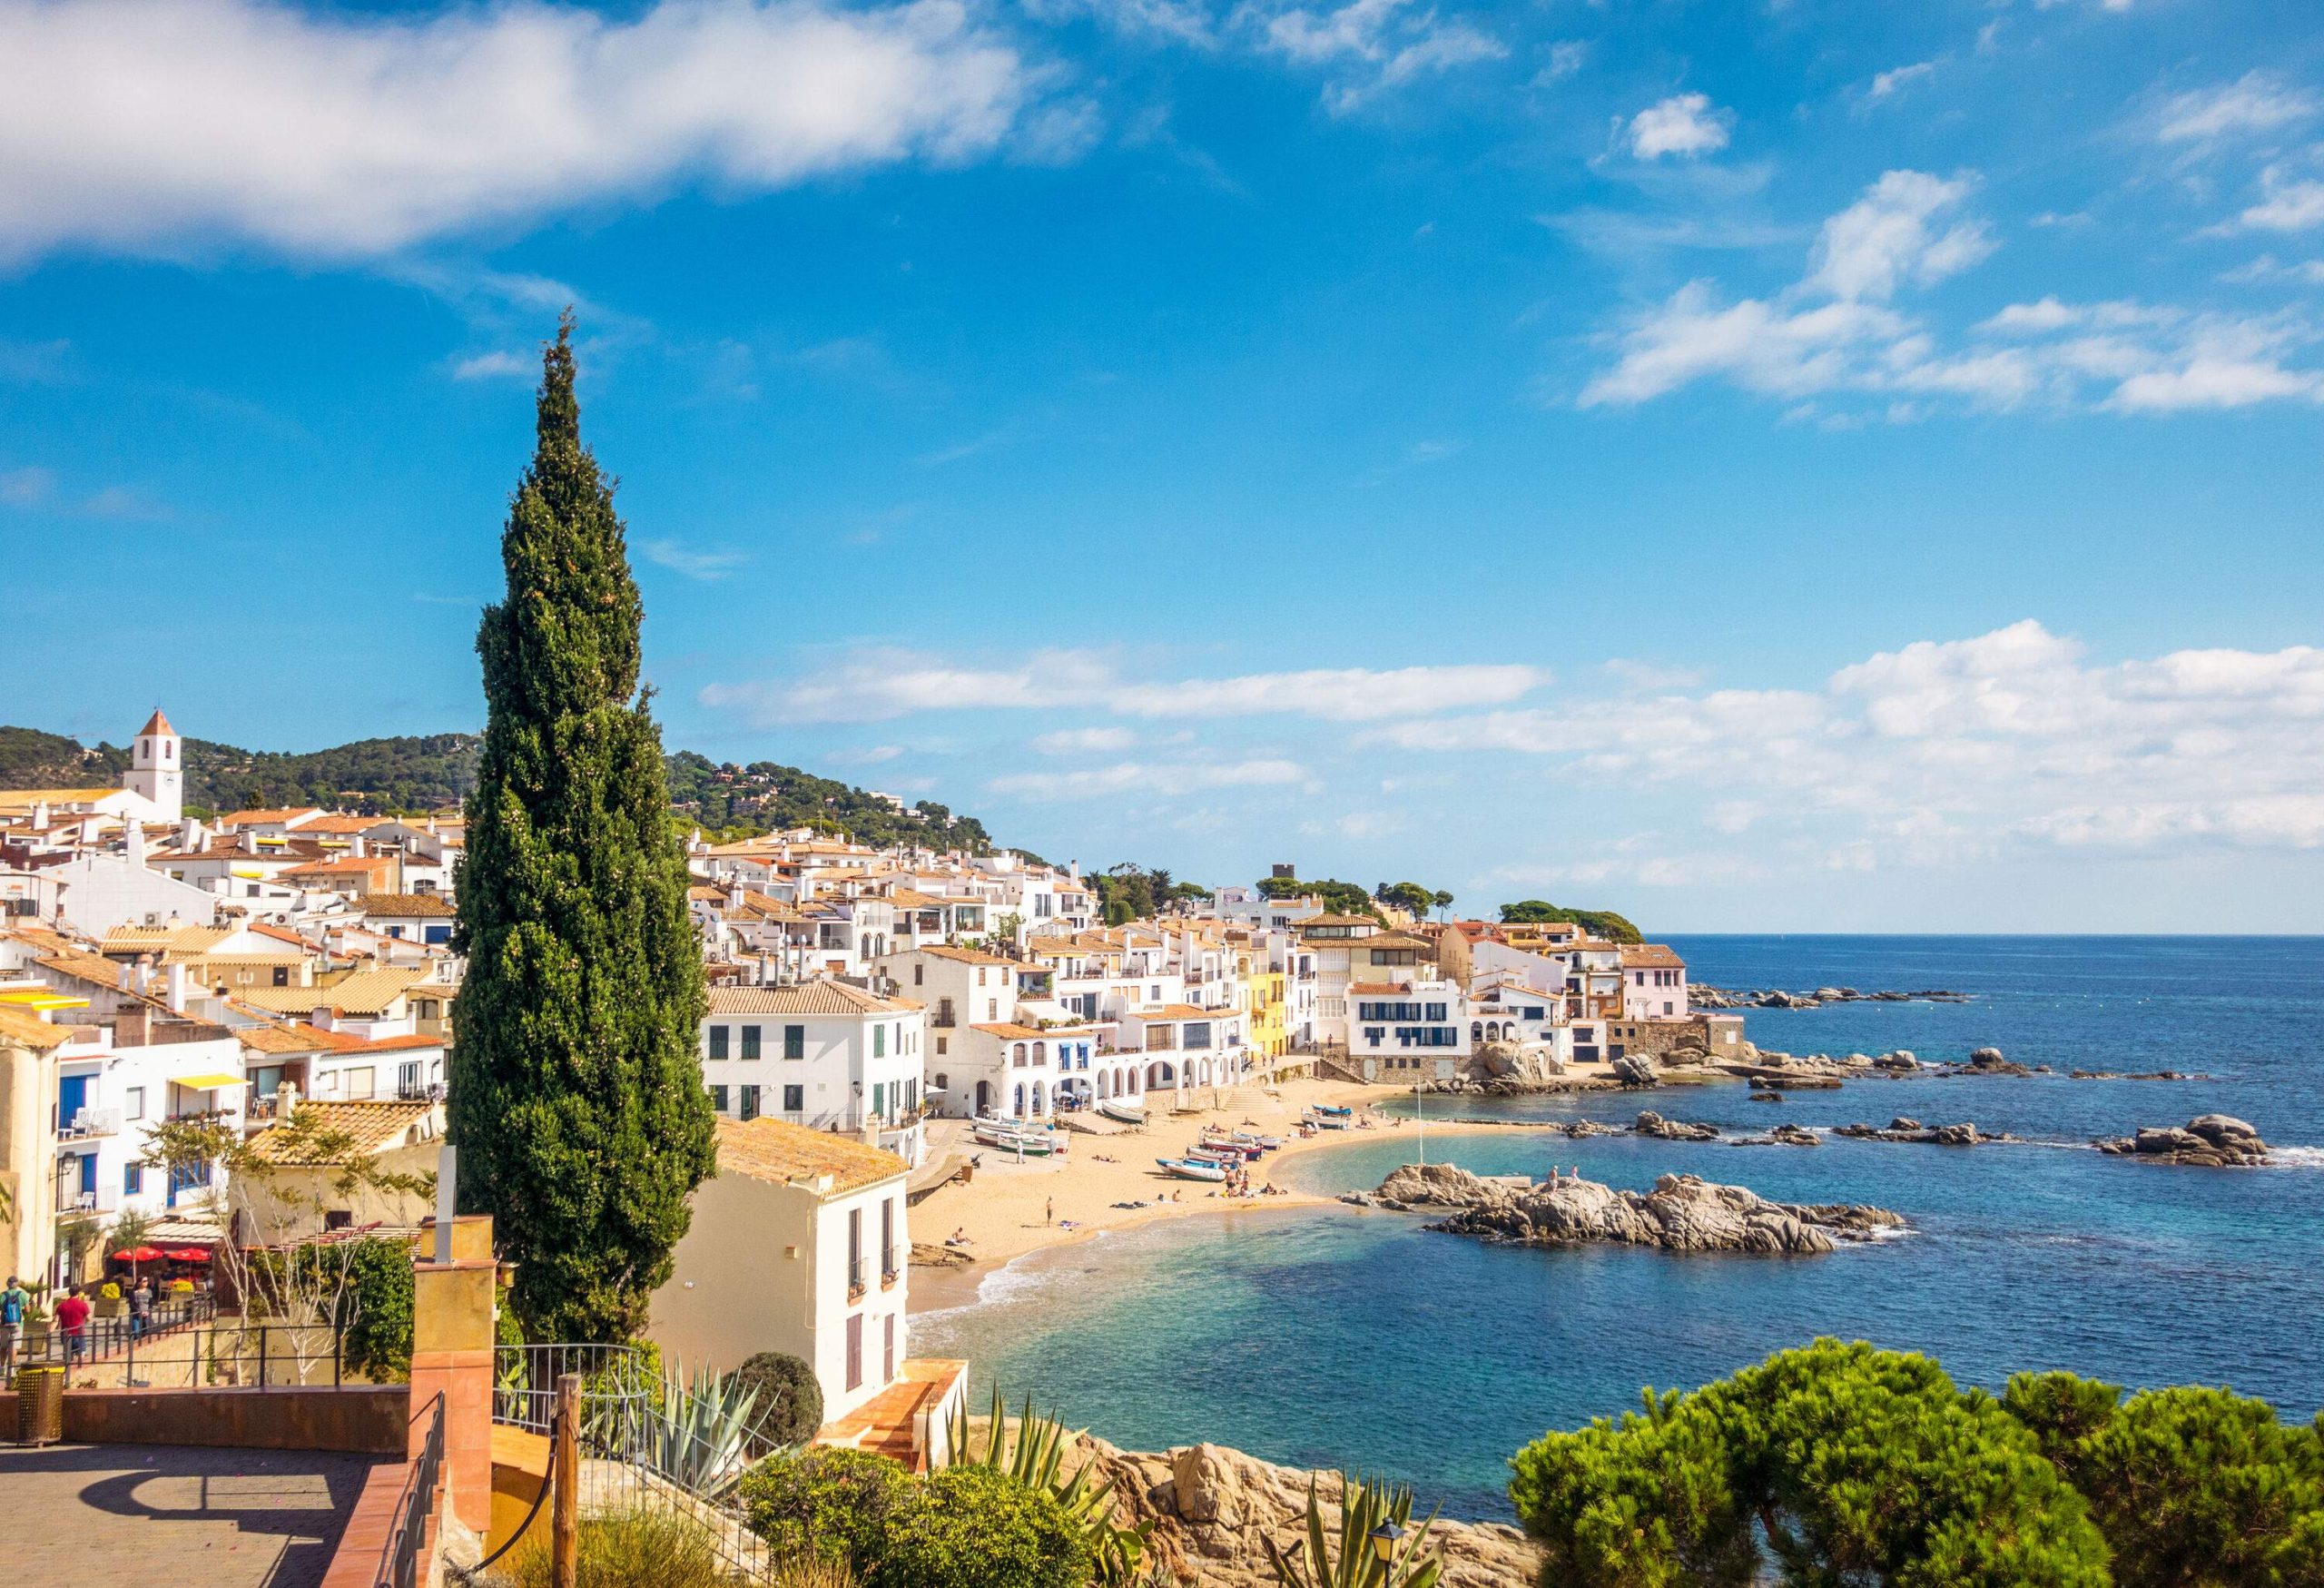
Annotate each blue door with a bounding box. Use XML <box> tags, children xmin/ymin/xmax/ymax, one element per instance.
<box><xmin>57</xmin><ymin>1073</ymin><xmax>88</xmax><ymax>1130</ymax></box>
<box><xmin>78</xmin><ymin>1153</ymin><xmax>97</xmax><ymax>1196</ymax></box>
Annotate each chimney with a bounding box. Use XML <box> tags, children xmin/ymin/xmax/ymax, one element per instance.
<box><xmin>350</xmin><ymin>836</ymin><xmax>367</xmax><ymax>859</ymax></box>
<box><xmin>165</xmin><ymin>962</ymin><xmax>189</xmax><ymax>1014</ymax></box>
<box><xmin>241</xmin><ymin>830</ymin><xmax>258</xmax><ymax>854</ymax></box>
<box><xmin>123</xmin><ymin>820</ymin><xmax>146</xmax><ymax>863</ymax></box>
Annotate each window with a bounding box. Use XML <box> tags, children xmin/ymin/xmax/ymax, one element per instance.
<box><xmin>872</xmin><ymin>1081</ymin><xmax>885</xmax><ymax>1118</ymax></box>
<box><xmin>783</xmin><ymin>1084</ymin><xmax>803</xmax><ymax>1112</ymax></box>
<box><xmin>272</xmin><ymin>966</ymin><xmax>290</xmax><ymax>986</ymax></box>
<box><xmin>881</xmin><ymin>1198</ymin><xmax>896</xmax><ymax>1279</ymax></box>
<box><xmin>123</xmin><ymin>1162</ymin><xmax>143</xmax><ymax>1196</ymax></box>
<box><xmin>935</xmin><ymin>997</ymin><xmax>954</xmax><ymax>1028</ymax></box>
<box><xmin>848</xmin><ymin>1208</ymin><xmax>864</xmax><ymax>1293</ymax></box>
<box><xmin>709</xmin><ymin>1025</ymin><xmax>730</xmax><ymax>1060</ymax></box>
<box><xmin>739</xmin><ymin>1084</ymin><xmax>761</xmax><ymax>1121</ymax></box>
<box><xmin>936</xmin><ymin>1037</ymin><xmax>947</xmax><ymax>1056</ymax></box>
<box><xmin>124</xmin><ymin>1086</ymin><xmax>144</xmax><ymax>1121</ymax></box>
<box><xmin>344</xmin><ymin>1067</ymin><xmax>376</xmax><ymax>1100</ymax></box>
<box><xmin>846</xmin><ymin>1314</ymin><xmax>863</xmax><ymax>1392</ymax></box>
<box><xmin>913</xmin><ymin>963</ymin><xmax>923</xmax><ymax>985</ymax></box>
<box><xmin>741</xmin><ymin>1025</ymin><xmax>762</xmax><ymax>1060</ymax></box>
<box><xmin>884</xmin><ymin>1311</ymin><xmax>896</xmax><ymax>1381</ymax></box>
<box><xmin>784</xmin><ymin>1025</ymin><xmax>805</xmax><ymax>1060</ymax></box>
<box><xmin>708</xmin><ymin>1084</ymin><xmax>730</xmax><ymax>1113</ymax></box>
<box><xmin>1371</xmin><ymin>949</ymin><xmax>1417</xmax><ymax>966</ymax></box>
<box><xmin>873</xmin><ymin>1024</ymin><xmax>886</xmax><ymax>1059</ymax></box>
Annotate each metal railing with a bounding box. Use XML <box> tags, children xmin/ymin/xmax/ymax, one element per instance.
<box><xmin>2</xmin><ymin>1303</ymin><xmax>350</xmax><ymax>1391</ymax></box>
<box><xmin>379</xmin><ymin>1392</ymin><xmax>446</xmax><ymax>1588</ymax></box>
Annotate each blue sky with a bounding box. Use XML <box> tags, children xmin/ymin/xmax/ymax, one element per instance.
<box><xmin>5</xmin><ymin>0</ymin><xmax>2322</xmax><ymax>931</ymax></box>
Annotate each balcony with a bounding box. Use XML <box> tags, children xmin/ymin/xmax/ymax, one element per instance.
<box><xmin>58</xmin><ymin>1106</ymin><xmax>123</xmax><ymax>1139</ymax></box>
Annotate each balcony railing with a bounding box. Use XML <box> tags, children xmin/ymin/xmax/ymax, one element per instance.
<box><xmin>59</xmin><ymin>1107</ymin><xmax>123</xmax><ymax>1139</ymax></box>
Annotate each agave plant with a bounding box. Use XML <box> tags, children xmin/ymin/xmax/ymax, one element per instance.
<box><xmin>945</xmin><ymin>1383</ymin><xmax>1154</xmax><ymax>1585</ymax></box>
<box><xmin>1261</xmin><ymin>1473</ymin><xmax>1442</xmax><ymax>1588</ymax></box>
<box><xmin>645</xmin><ymin>1360</ymin><xmax>773</xmax><ymax>1502</ymax></box>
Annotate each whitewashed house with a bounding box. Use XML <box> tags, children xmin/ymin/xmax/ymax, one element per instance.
<box><xmin>699</xmin><ymin>982</ymin><xmax>927</xmax><ymax>1166</ymax></box>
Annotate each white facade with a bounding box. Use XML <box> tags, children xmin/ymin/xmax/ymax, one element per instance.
<box><xmin>1347</xmin><ymin>977</ymin><xmax>1470</xmax><ymax>1082</ymax></box>
<box><xmin>700</xmin><ymin>982</ymin><xmax>926</xmax><ymax>1165</ymax></box>
<box><xmin>123</xmin><ymin>710</ymin><xmax>183</xmax><ymax>825</ymax></box>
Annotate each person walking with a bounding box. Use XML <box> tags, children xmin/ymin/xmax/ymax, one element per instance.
<box><xmin>129</xmin><ymin>1277</ymin><xmax>153</xmax><ymax>1338</ymax></box>
<box><xmin>0</xmin><ymin>1275</ymin><xmax>26</xmax><ymax>1366</ymax></box>
<box><xmin>1045</xmin><ymin>1198</ymin><xmax>1054</xmax><ymax>1227</ymax></box>
<box><xmin>54</xmin><ymin>1287</ymin><xmax>91</xmax><ymax>1365</ymax></box>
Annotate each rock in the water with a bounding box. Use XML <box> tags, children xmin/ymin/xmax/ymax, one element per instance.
<box><xmin>1404</xmin><ymin>1169</ymin><xmax>1902</xmax><ymax>1256</ymax></box>
<box><xmin>1748</xmin><ymin>1090</ymin><xmax>1783</xmax><ymax>1102</ymax></box>
<box><xmin>1634</xmin><ymin>1110</ymin><xmax>1719</xmax><ymax>1142</ymax></box>
<box><xmin>1610</xmin><ymin>1054</ymin><xmax>1659</xmax><ymax>1086</ymax></box>
<box><xmin>2097</xmin><ymin>1115</ymin><xmax>2269</xmax><ymax>1166</ymax></box>
<box><xmin>1873</xmin><ymin>1050</ymin><xmax>1919</xmax><ymax>1070</ymax></box>
<box><xmin>1835</xmin><ymin>1119</ymin><xmax>1995</xmax><ymax>1146</ymax></box>
<box><xmin>1968</xmin><ymin>1047</ymin><xmax>2005</xmax><ymax>1065</ymax></box>
<box><xmin>1562</xmin><ymin>1119</ymin><xmax>1624</xmax><ymax>1139</ymax></box>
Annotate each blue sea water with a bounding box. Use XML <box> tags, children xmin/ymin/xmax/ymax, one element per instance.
<box><xmin>911</xmin><ymin>937</ymin><xmax>2324</xmax><ymax>1522</ymax></box>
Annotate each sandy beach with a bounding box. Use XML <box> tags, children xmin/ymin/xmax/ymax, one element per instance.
<box><xmin>907</xmin><ymin>1073</ymin><xmax>1571</xmax><ymax>1309</ymax></box>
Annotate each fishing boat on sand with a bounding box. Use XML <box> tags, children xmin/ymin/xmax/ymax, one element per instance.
<box><xmin>1156</xmin><ymin>1157</ymin><xmax>1229</xmax><ymax>1182</ymax></box>
<box><xmin>1311</xmin><ymin>1103</ymin><xmax>1354</xmax><ymax>1118</ymax></box>
<box><xmin>1306</xmin><ymin>1111</ymin><xmax>1350</xmax><ymax>1130</ymax></box>
<box><xmin>974</xmin><ymin>1120</ymin><xmax>1059</xmax><ymax>1155</ymax></box>
<box><xmin>1097</xmin><ymin>1100</ymin><xmax>1147</xmax><ymax>1126</ymax></box>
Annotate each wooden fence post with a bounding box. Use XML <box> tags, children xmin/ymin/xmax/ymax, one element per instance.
<box><xmin>551</xmin><ymin>1371</ymin><xmax>581</xmax><ymax>1588</ymax></box>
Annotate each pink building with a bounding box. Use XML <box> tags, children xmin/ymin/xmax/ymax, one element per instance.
<box><xmin>1619</xmin><ymin>943</ymin><xmax>1689</xmax><ymax>1019</ymax></box>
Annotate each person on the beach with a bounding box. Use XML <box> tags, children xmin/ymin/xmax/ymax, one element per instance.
<box><xmin>1046</xmin><ymin>1198</ymin><xmax>1054</xmax><ymax>1227</ymax></box>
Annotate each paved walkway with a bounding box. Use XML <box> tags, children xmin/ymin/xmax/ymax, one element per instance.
<box><xmin>0</xmin><ymin>1443</ymin><xmax>383</xmax><ymax>1585</ymax></box>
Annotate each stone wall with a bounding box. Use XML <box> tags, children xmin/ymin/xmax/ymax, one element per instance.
<box><xmin>60</xmin><ymin>1385</ymin><xmax>410</xmax><ymax>1455</ymax></box>
<box><xmin>1606</xmin><ymin>1014</ymin><xmax>1746</xmax><ymax>1062</ymax></box>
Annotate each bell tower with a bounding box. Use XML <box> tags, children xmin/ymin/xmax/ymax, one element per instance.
<box><xmin>126</xmin><ymin>707</ymin><xmax>182</xmax><ymax>824</ymax></box>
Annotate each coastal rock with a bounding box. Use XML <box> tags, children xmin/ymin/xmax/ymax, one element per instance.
<box><xmin>2070</xmin><ymin>1070</ymin><xmax>2198</xmax><ymax>1081</ymax></box>
<box><xmin>1874</xmin><ymin>1050</ymin><xmax>1919</xmax><ymax>1070</ymax></box>
<box><xmin>1397</xmin><ymin>1168</ymin><xmax>1902</xmax><ymax>1256</ymax></box>
<box><xmin>1732</xmin><ymin>1123</ymin><xmax>1819</xmax><ymax>1148</ymax></box>
<box><xmin>1834</xmin><ymin>1119</ymin><xmax>1993</xmax><ymax>1146</ymax></box>
<box><xmin>1748</xmin><ymin>1090</ymin><xmax>1783</xmax><ymax>1102</ymax></box>
<box><xmin>1081</xmin><ymin>1437</ymin><xmax>1539</xmax><ymax>1588</ymax></box>
<box><xmin>1968</xmin><ymin>1047</ymin><xmax>2006</xmax><ymax>1065</ymax></box>
<box><xmin>2097</xmin><ymin>1115</ymin><xmax>2269</xmax><ymax>1166</ymax></box>
<box><xmin>1610</xmin><ymin>1055</ymin><xmax>1659</xmax><ymax>1087</ymax></box>
<box><xmin>909</xmin><ymin>1240</ymin><xmax>972</xmax><ymax>1269</ymax></box>
<box><xmin>1634</xmin><ymin>1110</ymin><xmax>1719</xmax><ymax>1142</ymax></box>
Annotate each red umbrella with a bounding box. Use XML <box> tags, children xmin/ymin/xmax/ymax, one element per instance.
<box><xmin>165</xmin><ymin>1248</ymin><xmax>212</xmax><ymax>1262</ymax></box>
<box><xmin>112</xmin><ymin>1246</ymin><xmax>165</xmax><ymax>1263</ymax></box>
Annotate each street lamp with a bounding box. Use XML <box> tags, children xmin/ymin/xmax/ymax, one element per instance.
<box><xmin>1369</xmin><ymin>1519</ymin><xmax>1406</xmax><ymax>1568</ymax></box>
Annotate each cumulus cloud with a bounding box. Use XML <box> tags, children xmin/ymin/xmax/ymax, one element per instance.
<box><xmin>2233</xmin><ymin>166</ymin><xmax>2324</xmax><ymax>233</ymax></box>
<box><xmin>0</xmin><ymin>0</ymin><xmax>1029</xmax><ymax>260</ymax></box>
<box><xmin>987</xmin><ymin>757</ymin><xmax>1307</xmax><ymax>801</ymax></box>
<box><xmin>1625</xmin><ymin>93</ymin><xmax>1731</xmax><ymax>160</ymax></box>
<box><xmin>1581</xmin><ymin>172</ymin><xmax>2319</xmax><ymax>416</ymax></box>
<box><xmin>1867</xmin><ymin>61</ymin><xmax>1937</xmax><ymax>101</ymax></box>
<box><xmin>703</xmin><ymin>648</ymin><xmax>1548</xmax><ymax>724</ymax></box>
<box><xmin>640</xmin><ymin>538</ymin><xmax>753</xmax><ymax>580</ymax></box>
<box><xmin>1032</xmin><ymin>725</ymin><xmax>1137</xmax><ymax>755</ymax></box>
<box><xmin>1369</xmin><ymin>620</ymin><xmax>2324</xmax><ymax>861</ymax></box>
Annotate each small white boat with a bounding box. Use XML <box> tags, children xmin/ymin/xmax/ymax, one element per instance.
<box><xmin>1307</xmin><ymin>1113</ymin><xmax>1350</xmax><ymax>1130</ymax></box>
<box><xmin>1097</xmin><ymin>1100</ymin><xmax>1147</xmax><ymax>1126</ymax></box>
<box><xmin>1197</xmin><ymin>1134</ymin><xmax>1262</xmax><ymax>1160</ymax></box>
<box><xmin>973</xmin><ymin>1123</ymin><xmax>1055</xmax><ymax>1155</ymax></box>
<box><xmin>1311</xmin><ymin>1103</ymin><xmax>1354</xmax><ymax>1118</ymax></box>
<box><xmin>1156</xmin><ymin>1157</ymin><xmax>1228</xmax><ymax>1182</ymax></box>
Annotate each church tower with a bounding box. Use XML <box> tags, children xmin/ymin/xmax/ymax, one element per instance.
<box><xmin>126</xmin><ymin>707</ymin><xmax>182</xmax><ymax>824</ymax></box>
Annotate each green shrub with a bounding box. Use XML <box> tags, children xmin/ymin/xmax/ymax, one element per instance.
<box><xmin>2005</xmin><ymin>1373</ymin><xmax>2324</xmax><ymax>1587</ymax></box>
<box><xmin>1511</xmin><ymin>1339</ymin><xmax>2111</xmax><ymax>1588</ymax></box>
<box><xmin>497</xmin><ymin>1505</ymin><xmax>731</xmax><ymax>1588</ymax></box>
<box><xmin>881</xmin><ymin>1465</ymin><xmax>1090</xmax><ymax>1588</ymax></box>
<box><xmin>739</xmin><ymin>1446</ymin><xmax>912</xmax><ymax>1573</ymax></box>
<box><xmin>734</xmin><ymin>1350</ymin><xmax>825</xmax><ymax>1453</ymax></box>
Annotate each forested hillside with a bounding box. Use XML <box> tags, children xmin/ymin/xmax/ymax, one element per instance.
<box><xmin>0</xmin><ymin>725</ymin><xmax>995</xmax><ymax>851</ymax></box>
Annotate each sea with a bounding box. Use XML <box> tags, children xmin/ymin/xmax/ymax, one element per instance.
<box><xmin>911</xmin><ymin>936</ymin><xmax>2324</xmax><ymax>1522</ymax></box>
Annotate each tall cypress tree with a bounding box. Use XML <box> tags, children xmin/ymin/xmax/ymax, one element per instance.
<box><xmin>449</xmin><ymin>314</ymin><xmax>715</xmax><ymax>1343</ymax></box>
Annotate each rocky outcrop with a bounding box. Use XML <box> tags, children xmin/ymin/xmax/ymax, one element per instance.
<box><xmin>1610</xmin><ymin>1054</ymin><xmax>1659</xmax><ymax>1086</ymax></box>
<box><xmin>2071</xmin><ymin>1070</ymin><xmax>2203</xmax><ymax>1081</ymax></box>
<box><xmin>1692</xmin><ymin>985</ymin><xmax>1969</xmax><ymax>1011</ymax></box>
<box><xmin>1732</xmin><ymin>1123</ymin><xmax>1819</xmax><ymax>1148</ymax></box>
<box><xmin>2096</xmin><ymin>1114</ymin><xmax>2269</xmax><ymax>1167</ymax></box>
<box><xmin>1834</xmin><ymin>1117</ymin><xmax>1996</xmax><ymax>1146</ymax></box>
<box><xmin>1945</xmin><ymin>1047</ymin><xmax>2044</xmax><ymax>1078</ymax></box>
<box><xmin>1374</xmin><ymin>1164</ymin><xmax>1902</xmax><ymax>1256</ymax></box>
<box><xmin>1078</xmin><ymin>1437</ymin><xmax>1539</xmax><ymax>1588</ymax></box>
<box><xmin>910</xmin><ymin>1240</ymin><xmax>972</xmax><ymax>1269</ymax></box>
<box><xmin>1632</xmin><ymin>1110</ymin><xmax>1719</xmax><ymax>1142</ymax></box>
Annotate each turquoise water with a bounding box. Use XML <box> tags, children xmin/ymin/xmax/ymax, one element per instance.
<box><xmin>912</xmin><ymin>937</ymin><xmax>2324</xmax><ymax>1521</ymax></box>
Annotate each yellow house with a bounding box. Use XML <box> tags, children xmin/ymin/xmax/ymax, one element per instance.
<box><xmin>1246</xmin><ymin>966</ymin><xmax>1289</xmax><ymax>1059</ymax></box>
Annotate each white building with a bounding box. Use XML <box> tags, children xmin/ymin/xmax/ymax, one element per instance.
<box><xmin>652</xmin><ymin>1117</ymin><xmax>967</xmax><ymax>1463</ymax></box>
<box><xmin>1345</xmin><ymin>977</ymin><xmax>1470</xmax><ymax>1083</ymax></box>
<box><xmin>700</xmin><ymin>981</ymin><xmax>927</xmax><ymax>1166</ymax></box>
<box><xmin>1620</xmin><ymin>944</ymin><xmax>1689</xmax><ymax>1020</ymax></box>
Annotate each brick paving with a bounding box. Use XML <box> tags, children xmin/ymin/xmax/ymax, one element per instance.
<box><xmin>0</xmin><ymin>1442</ymin><xmax>385</xmax><ymax>1585</ymax></box>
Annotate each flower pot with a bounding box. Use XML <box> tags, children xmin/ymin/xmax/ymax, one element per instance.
<box><xmin>94</xmin><ymin>1297</ymin><xmax>124</xmax><ymax>1319</ymax></box>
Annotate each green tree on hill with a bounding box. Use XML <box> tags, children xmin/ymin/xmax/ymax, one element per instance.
<box><xmin>448</xmin><ymin>315</ymin><xmax>715</xmax><ymax>1344</ymax></box>
<box><xmin>1258</xmin><ymin>874</ymin><xmax>1378</xmax><ymax>918</ymax></box>
<box><xmin>1498</xmin><ymin>899</ymin><xmax>1642</xmax><ymax>942</ymax></box>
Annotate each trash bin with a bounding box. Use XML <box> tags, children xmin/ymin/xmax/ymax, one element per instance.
<box><xmin>17</xmin><ymin>1366</ymin><xmax>64</xmax><ymax>1445</ymax></box>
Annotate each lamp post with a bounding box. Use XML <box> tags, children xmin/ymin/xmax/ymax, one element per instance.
<box><xmin>1369</xmin><ymin>1518</ymin><xmax>1407</xmax><ymax>1573</ymax></box>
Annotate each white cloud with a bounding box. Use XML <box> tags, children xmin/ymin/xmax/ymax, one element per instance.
<box><xmin>1248</xmin><ymin>0</ymin><xmax>1503</xmax><ymax>113</ymax></box>
<box><xmin>988</xmin><ymin>757</ymin><xmax>1308</xmax><ymax>801</ymax></box>
<box><xmin>0</xmin><ymin>0</ymin><xmax>1030</xmax><ymax>261</ymax></box>
<box><xmin>640</xmin><ymin>538</ymin><xmax>751</xmax><ymax>580</ymax></box>
<box><xmin>1535</xmin><ymin>40</ymin><xmax>1586</xmax><ymax>85</ymax></box>
<box><xmin>1032</xmin><ymin>725</ymin><xmax>1137</xmax><ymax>755</ymax></box>
<box><xmin>1868</xmin><ymin>61</ymin><xmax>1937</xmax><ymax>101</ymax></box>
<box><xmin>1374</xmin><ymin>620</ymin><xmax>2324</xmax><ymax>863</ymax></box>
<box><xmin>0</xmin><ymin>465</ymin><xmax>55</xmax><ymax>505</ymax></box>
<box><xmin>450</xmin><ymin>350</ymin><xmax>533</xmax><ymax>381</ymax></box>
<box><xmin>1807</xmin><ymin>171</ymin><xmax>1991</xmax><ymax>302</ymax></box>
<box><xmin>1625</xmin><ymin>93</ymin><xmax>1731</xmax><ymax>161</ymax></box>
<box><xmin>2234</xmin><ymin>166</ymin><xmax>2324</xmax><ymax>233</ymax></box>
<box><xmin>703</xmin><ymin>649</ymin><xmax>1548</xmax><ymax>724</ymax></box>
<box><xmin>2158</xmin><ymin>72</ymin><xmax>2317</xmax><ymax>143</ymax></box>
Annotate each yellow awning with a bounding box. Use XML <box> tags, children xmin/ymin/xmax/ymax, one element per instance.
<box><xmin>172</xmin><ymin>1072</ymin><xmax>248</xmax><ymax>1090</ymax></box>
<box><xmin>0</xmin><ymin>991</ymin><xmax>87</xmax><ymax>1011</ymax></box>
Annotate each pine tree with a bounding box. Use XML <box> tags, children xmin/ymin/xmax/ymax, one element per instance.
<box><xmin>448</xmin><ymin>313</ymin><xmax>715</xmax><ymax>1343</ymax></box>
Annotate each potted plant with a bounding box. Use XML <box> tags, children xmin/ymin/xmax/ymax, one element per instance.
<box><xmin>94</xmin><ymin>1280</ymin><xmax>125</xmax><ymax>1318</ymax></box>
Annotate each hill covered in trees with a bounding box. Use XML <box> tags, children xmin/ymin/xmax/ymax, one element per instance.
<box><xmin>0</xmin><ymin>725</ymin><xmax>995</xmax><ymax>851</ymax></box>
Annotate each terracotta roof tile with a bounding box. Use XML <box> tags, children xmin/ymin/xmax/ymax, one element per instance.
<box><xmin>714</xmin><ymin>1116</ymin><xmax>907</xmax><ymax>1197</ymax></box>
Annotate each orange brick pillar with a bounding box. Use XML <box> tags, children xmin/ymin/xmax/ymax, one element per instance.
<box><xmin>409</xmin><ymin>1214</ymin><xmax>499</xmax><ymax>1534</ymax></box>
